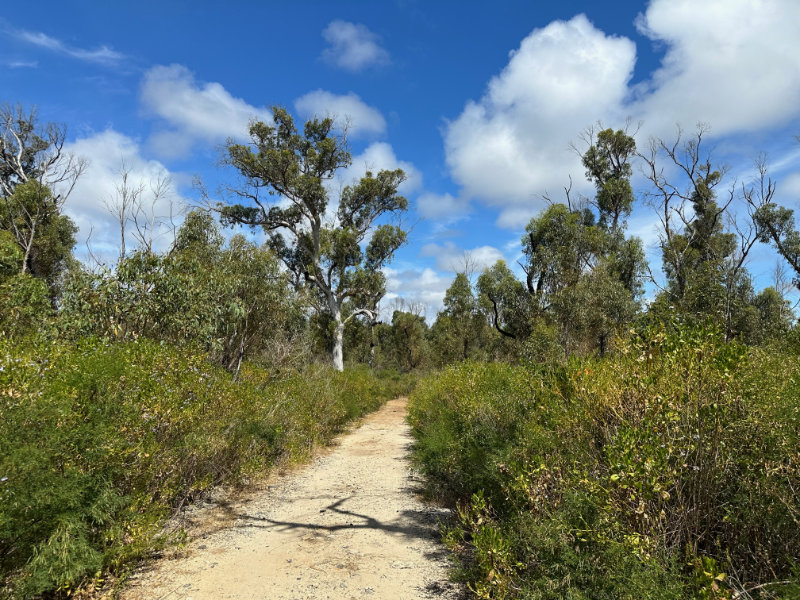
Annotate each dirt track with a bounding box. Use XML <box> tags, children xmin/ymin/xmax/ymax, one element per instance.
<box><xmin>121</xmin><ymin>398</ymin><xmax>461</xmax><ymax>600</ymax></box>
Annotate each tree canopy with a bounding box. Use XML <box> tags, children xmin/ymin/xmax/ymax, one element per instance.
<box><xmin>218</xmin><ymin>107</ymin><xmax>408</xmax><ymax>370</ymax></box>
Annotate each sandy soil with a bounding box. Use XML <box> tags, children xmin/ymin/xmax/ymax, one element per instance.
<box><xmin>120</xmin><ymin>398</ymin><xmax>462</xmax><ymax>600</ymax></box>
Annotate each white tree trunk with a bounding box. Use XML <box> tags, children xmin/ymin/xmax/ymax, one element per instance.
<box><xmin>332</xmin><ymin>317</ymin><xmax>345</xmax><ymax>372</ymax></box>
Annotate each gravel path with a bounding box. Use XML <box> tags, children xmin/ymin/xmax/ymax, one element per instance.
<box><xmin>121</xmin><ymin>398</ymin><xmax>461</xmax><ymax>600</ymax></box>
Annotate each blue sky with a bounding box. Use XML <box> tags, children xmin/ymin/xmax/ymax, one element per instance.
<box><xmin>3</xmin><ymin>0</ymin><xmax>800</xmax><ymax>319</ymax></box>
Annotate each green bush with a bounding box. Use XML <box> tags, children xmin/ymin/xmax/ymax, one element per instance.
<box><xmin>409</xmin><ymin>327</ymin><xmax>800</xmax><ymax>598</ymax></box>
<box><xmin>0</xmin><ymin>272</ymin><xmax>52</xmax><ymax>340</ymax></box>
<box><xmin>0</xmin><ymin>338</ymin><xmax>403</xmax><ymax>599</ymax></box>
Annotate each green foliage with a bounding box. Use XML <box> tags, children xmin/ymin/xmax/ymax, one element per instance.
<box><xmin>409</xmin><ymin>326</ymin><xmax>800</xmax><ymax>598</ymax></box>
<box><xmin>219</xmin><ymin>107</ymin><xmax>408</xmax><ymax>370</ymax></box>
<box><xmin>0</xmin><ymin>180</ymin><xmax>77</xmax><ymax>288</ymax></box>
<box><xmin>517</xmin><ymin>130</ymin><xmax>646</xmax><ymax>358</ymax></box>
<box><xmin>58</xmin><ymin>211</ymin><xmax>305</xmax><ymax>372</ymax></box>
<box><xmin>477</xmin><ymin>260</ymin><xmax>532</xmax><ymax>342</ymax></box>
<box><xmin>582</xmin><ymin>128</ymin><xmax>637</xmax><ymax>232</ymax></box>
<box><xmin>0</xmin><ymin>231</ymin><xmax>22</xmax><ymax>279</ymax></box>
<box><xmin>430</xmin><ymin>273</ymin><xmax>492</xmax><ymax>365</ymax></box>
<box><xmin>0</xmin><ymin>272</ymin><xmax>51</xmax><ymax>340</ymax></box>
<box><xmin>0</xmin><ymin>338</ymin><xmax>404</xmax><ymax>598</ymax></box>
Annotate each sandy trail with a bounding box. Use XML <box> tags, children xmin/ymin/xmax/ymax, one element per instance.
<box><xmin>121</xmin><ymin>398</ymin><xmax>461</xmax><ymax>600</ymax></box>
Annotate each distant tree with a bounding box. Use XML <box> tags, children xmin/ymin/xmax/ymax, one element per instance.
<box><xmin>0</xmin><ymin>105</ymin><xmax>84</xmax><ymax>283</ymax></box>
<box><xmin>104</xmin><ymin>162</ymin><xmax>177</xmax><ymax>260</ymax></box>
<box><xmin>752</xmin><ymin>286</ymin><xmax>793</xmax><ymax>343</ymax></box>
<box><xmin>477</xmin><ymin>260</ymin><xmax>531</xmax><ymax>340</ymax></box>
<box><xmin>517</xmin><ymin>125</ymin><xmax>645</xmax><ymax>356</ymax></box>
<box><xmin>521</xmin><ymin>203</ymin><xmax>602</xmax><ymax>308</ymax></box>
<box><xmin>217</xmin><ymin>108</ymin><xmax>407</xmax><ymax>371</ymax></box>
<box><xmin>387</xmin><ymin>310</ymin><xmax>428</xmax><ymax>371</ymax></box>
<box><xmin>429</xmin><ymin>272</ymin><xmax>489</xmax><ymax>363</ymax></box>
<box><xmin>640</xmin><ymin>126</ymin><xmax>768</xmax><ymax>339</ymax></box>
<box><xmin>581</xmin><ymin>127</ymin><xmax>637</xmax><ymax>233</ymax></box>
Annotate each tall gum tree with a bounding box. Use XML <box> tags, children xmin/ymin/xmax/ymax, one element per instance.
<box><xmin>218</xmin><ymin>108</ymin><xmax>407</xmax><ymax>371</ymax></box>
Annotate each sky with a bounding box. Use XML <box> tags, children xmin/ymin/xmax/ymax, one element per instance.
<box><xmin>3</xmin><ymin>0</ymin><xmax>800</xmax><ymax>320</ymax></box>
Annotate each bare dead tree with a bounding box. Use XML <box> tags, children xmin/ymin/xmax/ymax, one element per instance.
<box><xmin>129</xmin><ymin>172</ymin><xmax>175</xmax><ymax>254</ymax></box>
<box><xmin>104</xmin><ymin>161</ymin><xmax>144</xmax><ymax>262</ymax></box>
<box><xmin>451</xmin><ymin>250</ymin><xmax>480</xmax><ymax>284</ymax></box>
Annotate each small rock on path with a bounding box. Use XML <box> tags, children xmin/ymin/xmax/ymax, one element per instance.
<box><xmin>121</xmin><ymin>398</ymin><xmax>461</xmax><ymax>600</ymax></box>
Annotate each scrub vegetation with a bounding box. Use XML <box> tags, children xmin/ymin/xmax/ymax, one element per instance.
<box><xmin>409</xmin><ymin>329</ymin><xmax>800</xmax><ymax>599</ymax></box>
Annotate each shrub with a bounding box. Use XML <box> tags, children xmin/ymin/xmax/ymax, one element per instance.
<box><xmin>0</xmin><ymin>338</ymin><xmax>403</xmax><ymax>599</ymax></box>
<box><xmin>409</xmin><ymin>326</ymin><xmax>800</xmax><ymax>598</ymax></box>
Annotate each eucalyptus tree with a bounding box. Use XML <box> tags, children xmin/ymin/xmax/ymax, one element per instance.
<box><xmin>477</xmin><ymin>259</ymin><xmax>531</xmax><ymax>340</ymax></box>
<box><xmin>518</xmin><ymin>126</ymin><xmax>645</xmax><ymax>355</ymax></box>
<box><xmin>429</xmin><ymin>272</ymin><xmax>490</xmax><ymax>364</ymax></box>
<box><xmin>0</xmin><ymin>105</ymin><xmax>84</xmax><ymax>281</ymax></box>
<box><xmin>640</xmin><ymin>126</ymin><xmax>767</xmax><ymax>339</ymax></box>
<box><xmin>581</xmin><ymin>127</ymin><xmax>637</xmax><ymax>234</ymax></box>
<box><xmin>218</xmin><ymin>108</ymin><xmax>407</xmax><ymax>370</ymax></box>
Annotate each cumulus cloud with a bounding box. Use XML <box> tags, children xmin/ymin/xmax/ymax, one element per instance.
<box><xmin>345</xmin><ymin>142</ymin><xmax>422</xmax><ymax>194</ymax></box>
<box><xmin>13</xmin><ymin>28</ymin><xmax>124</xmax><ymax>64</ymax></box>
<box><xmin>445</xmin><ymin>14</ymin><xmax>635</xmax><ymax>228</ymax></box>
<box><xmin>63</xmin><ymin>130</ymin><xmax>186</xmax><ymax>262</ymax></box>
<box><xmin>415</xmin><ymin>192</ymin><xmax>471</xmax><ymax>222</ymax></box>
<box><xmin>140</xmin><ymin>64</ymin><xmax>272</xmax><ymax>158</ymax></box>
<box><xmin>294</xmin><ymin>90</ymin><xmax>386</xmax><ymax>137</ymax></box>
<box><xmin>419</xmin><ymin>242</ymin><xmax>505</xmax><ymax>273</ymax></box>
<box><xmin>633</xmin><ymin>0</ymin><xmax>800</xmax><ymax>135</ymax></box>
<box><xmin>383</xmin><ymin>266</ymin><xmax>452</xmax><ymax>320</ymax></box>
<box><xmin>321</xmin><ymin>20</ymin><xmax>390</xmax><ymax>71</ymax></box>
<box><xmin>445</xmin><ymin>1</ymin><xmax>800</xmax><ymax>229</ymax></box>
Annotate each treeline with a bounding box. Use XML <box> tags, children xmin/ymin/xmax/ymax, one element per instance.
<box><xmin>4</xmin><ymin>104</ymin><xmax>800</xmax><ymax>372</ymax></box>
<box><xmin>352</xmin><ymin>127</ymin><xmax>798</xmax><ymax>370</ymax></box>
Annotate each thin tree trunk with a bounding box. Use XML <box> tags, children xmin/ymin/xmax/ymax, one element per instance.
<box><xmin>369</xmin><ymin>322</ymin><xmax>376</xmax><ymax>369</ymax></box>
<box><xmin>332</xmin><ymin>315</ymin><xmax>345</xmax><ymax>372</ymax></box>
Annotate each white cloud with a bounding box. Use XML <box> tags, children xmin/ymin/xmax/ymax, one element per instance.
<box><xmin>63</xmin><ymin>130</ymin><xmax>186</xmax><ymax>263</ymax></box>
<box><xmin>445</xmin><ymin>14</ymin><xmax>635</xmax><ymax>228</ymax></box>
<box><xmin>633</xmin><ymin>0</ymin><xmax>800</xmax><ymax>136</ymax></box>
<box><xmin>445</xmin><ymin>1</ymin><xmax>800</xmax><ymax>229</ymax></box>
<box><xmin>416</xmin><ymin>192</ymin><xmax>471</xmax><ymax>221</ymax></box>
<box><xmin>345</xmin><ymin>142</ymin><xmax>422</xmax><ymax>194</ymax></box>
<box><xmin>383</xmin><ymin>266</ymin><xmax>452</xmax><ymax>320</ymax></box>
<box><xmin>419</xmin><ymin>242</ymin><xmax>505</xmax><ymax>273</ymax></box>
<box><xmin>294</xmin><ymin>90</ymin><xmax>386</xmax><ymax>137</ymax></box>
<box><xmin>140</xmin><ymin>64</ymin><xmax>272</xmax><ymax>158</ymax></box>
<box><xmin>14</xmin><ymin>29</ymin><xmax>123</xmax><ymax>64</ymax></box>
<box><xmin>5</xmin><ymin>59</ymin><xmax>38</xmax><ymax>69</ymax></box>
<box><xmin>778</xmin><ymin>172</ymin><xmax>800</xmax><ymax>206</ymax></box>
<box><xmin>321</xmin><ymin>20</ymin><xmax>390</xmax><ymax>71</ymax></box>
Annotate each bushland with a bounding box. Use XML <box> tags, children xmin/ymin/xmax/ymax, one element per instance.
<box><xmin>0</xmin><ymin>337</ymin><xmax>410</xmax><ymax>599</ymax></box>
<box><xmin>409</xmin><ymin>326</ymin><xmax>800</xmax><ymax>599</ymax></box>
